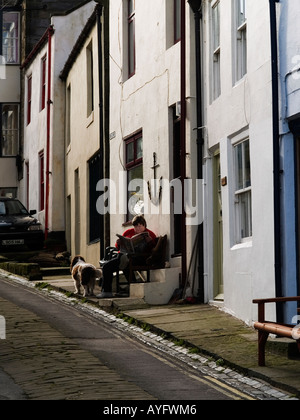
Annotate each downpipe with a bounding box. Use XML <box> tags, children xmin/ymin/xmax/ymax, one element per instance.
<box><xmin>45</xmin><ymin>26</ymin><xmax>54</xmax><ymax>242</ymax></box>
<box><xmin>188</xmin><ymin>0</ymin><xmax>204</xmax><ymax>302</ymax></box>
<box><xmin>269</xmin><ymin>0</ymin><xmax>283</xmax><ymax>322</ymax></box>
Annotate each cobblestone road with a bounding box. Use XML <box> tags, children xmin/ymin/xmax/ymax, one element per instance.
<box><xmin>0</xmin><ymin>296</ymin><xmax>153</xmax><ymax>400</ymax></box>
<box><xmin>0</xmin><ymin>274</ymin><xmax>297</xmax><ymax>401</ymax></box>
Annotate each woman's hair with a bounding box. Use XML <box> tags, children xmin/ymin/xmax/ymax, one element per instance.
<box><xmin>132</xmin><ymin>214</ymin><xmax>147</xmax><ymax>227</ymax></box>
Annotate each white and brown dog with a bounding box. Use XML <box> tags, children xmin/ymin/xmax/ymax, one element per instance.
<box><xmin>70</xmin><ymin>256</ymin><xmax>102</xmax><ymax>297</ymax></box>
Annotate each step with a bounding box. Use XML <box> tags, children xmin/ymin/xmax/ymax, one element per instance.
<box><xmin>40</xmin><ymin>266</ymin><xmax>70</xmax><ymax>278</ymax></box>
<box><xmin>130</xmin><ymin>267</ymin><xmax>181</xmax><ymax>305</ymax></box>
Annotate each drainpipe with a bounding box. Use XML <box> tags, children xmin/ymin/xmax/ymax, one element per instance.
<box><xmin>95</xmin><ymin>3</ymin><xmax>105</xmax><ymax>259</ymax></box>
<box><xmin>269</xmin><ymin>0</ymin><xmax>283</xmax><ymax>322</ymax></box>
<box><xmin>180</xmin><ymin>0</ymin><xmax>187</xmax><ymax>289</ymax></box>
<box><xmin>45</xmin><ymin>26</ymin><xmax>54</xmax><ymax>242</ymax></box>
<box><xmin>188</xmin><ymin>0</ymin><xmax>204</xmax><ymax>302</ymax></box>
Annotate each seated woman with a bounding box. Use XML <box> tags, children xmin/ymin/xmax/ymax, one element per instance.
<box><xmin>97</xmin><ymin>215</ymin><xmax>156</xmax><ymax>298</ymax></box>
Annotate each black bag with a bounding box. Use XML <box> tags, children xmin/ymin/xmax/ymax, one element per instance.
<box><xmin>100</xmin><ymin>247</ymin><xmax>129</xmax><ymax>270</ymax></box>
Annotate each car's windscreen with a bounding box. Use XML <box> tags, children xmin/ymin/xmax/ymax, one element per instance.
<box><xmin>0</xmin><ymin>201</ymin><xmax>29</xmax><ymax>216</ymax></box>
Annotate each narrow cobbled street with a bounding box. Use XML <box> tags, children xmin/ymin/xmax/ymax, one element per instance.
<box><xmin>0</xmin><ymin>275</ymin><xmax>258</xmax><ymax>402</ymax></box>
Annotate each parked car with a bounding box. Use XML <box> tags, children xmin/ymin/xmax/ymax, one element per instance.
<box><xmin>0</xmin><ymin>198</ymin><xmax>44</xmax><ymax>250</ymax></box>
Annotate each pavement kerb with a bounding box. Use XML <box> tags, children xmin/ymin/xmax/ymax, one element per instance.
<box><xmin>1</xmin><ymin>269</ymin><xmax>300</xmax><ymax>400</ymax></box>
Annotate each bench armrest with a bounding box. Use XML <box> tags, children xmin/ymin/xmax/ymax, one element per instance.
<box><xmin>253</xmin><ymin>297</ymin><xmax>300</xmax><ymax>304</ymax></box>
<box><xmin>253</xmin><ymin>296</ymin><xmax>300</xmax><ymax>322</ymax></box>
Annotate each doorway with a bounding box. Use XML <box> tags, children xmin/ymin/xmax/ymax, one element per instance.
<box><xmin>74</xmin><ymin>168</ymin><xmax>80</xmax><ymax>255</ymax></box>
<box><xmin>213</xmin><ymin>151</ymin><xmax>223</xmax><ymax>300</ymax></box>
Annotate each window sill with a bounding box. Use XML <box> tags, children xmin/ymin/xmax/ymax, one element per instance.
<box><xmin>231</xmin><ymin>240</ymin><xmax>252</xmax><ymax>251</ymax></box>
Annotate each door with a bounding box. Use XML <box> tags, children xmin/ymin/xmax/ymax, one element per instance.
<box><xmin>213</xmin><ymin>151</ymin><xmax>223</xmax><ymax>300</ymax></box>
<box><xmin>74</xmin><ymin>169</ymin><xmax>80</xmax><ymax>256</ymax></box>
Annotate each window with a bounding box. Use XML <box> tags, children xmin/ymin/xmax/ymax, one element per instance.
<box><xmin>39</xmin><ymin>151</ymin><xmax>45</xmax><ymax>211</ymax></box>
<box><xmin>234</xmin><ymin>138</ymin><xmax>252</xmax><ymax>242</ymax></box>
<box><xmin>211</xmin><ymin>1</ymin><xmax>221</xmax><ymax>100</ymax></box>
<box><xmin>234</xmin><ymin>0</ymin><xmax>247</xmax><ymax>82</ymax></box>
<box><xmin>41</xmin><ymin>55</ymin><xmax>47</xmax><ymax>111</ymax></box>
<box><xmin>0</xmin><ymin>188</ymin><xmax>17</xmax><ymax>199</ymax></box>
<box><xmin>125</xmin><ymin>131</ymin><xmax>143</xmax><ymax>220</ymax></box>
<box><xmin>166</xmin><ymin>0</ymin><xmax>181</xmax><ymax>49</ymax></box>
<box><xmin>174</xmin><ymin>0</ymin><xmax>181</xmax><ymax>43</ymax></box>
<box><xmin>1</xmin><ymin>104</ymin><xmax>19</xmax><ymax>156</ymax></box>
<box><xmin>86</xmin><ymin>41</ymin><xmax>94</xmax><ymax>117</ymax></box>
<box><xmin>1</xmin><ymin>12</ymin><xmax>19</xmax><ymax>64</ymax></box>
<box><xmin>27</xmin><ymin>75</ymin><xmax>32</xmax><ymax>125</ymax></box>
<box><xmin>128</xmin><ymin>0</ymin><xmax>135</xmax><ymax>78</ymax></box>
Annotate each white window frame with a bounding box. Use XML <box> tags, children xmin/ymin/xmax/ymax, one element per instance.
<box><xmin>211</xmin><ymin>0</ymin><xmax>221</xmax><ymax>101</ymax></box>
<box><xmin>2</xmin><ymin>12</ymin><xmax>20</xmax><ymax>64</ymax></box>
<box><xmin>233</xmin><ymin>0</ymin><xmax>247</xmax><ymax>83</ymax></box>
<box><xmin>233</xmin><ymin>137</ymin><xmax>252</xmax><ymax>243</ymax></box>
<box><xmin>1</xmin><ymin>103</ymin><xmax>19</xmax><ymax>157</ymax></box>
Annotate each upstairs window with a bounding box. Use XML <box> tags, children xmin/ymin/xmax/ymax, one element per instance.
<box><xmin>27</xmin><ymin>75</ymin><xmax>32</xmax><ymax>126</ymax></box>
<box><xmin>174</xmin><ymin>0</ymin><xmax>181</xmax><ymax>43</ymax></box>
<box><xmin>128</xmin><ymin>0</ymin><xmax>136</xmax><ymax>78</ymax></box>
<box><xmin>166</xmin><ymin>0</ymin><xmax>181</xmax><ymax>49</ymax></box>
<box><xmin>86</xmin><ymin>41</ymin><xmax>94</xmax><ymax>117</ymax></box>
<box><xmin>41</xmin><ymin>55</ymin><xmax>47</xmax><ymax>111</ymax></box>
<box><xmin>211</xmin><ymin>0</ymin><xmax>221</xmax><ymax>101</ymax></box>
<box><xmin>2</xmin><ymin>12</ymin><xmax>20</xmax><ymax>64</ymax></box>
<box><xmin>234</xmin><ymin>0</ymin><xmax>247</xmax><ymax>82</ymax></box>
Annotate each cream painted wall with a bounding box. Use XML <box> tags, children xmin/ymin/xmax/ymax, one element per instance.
<box><xmin>0</xmin><ymin>158</ymin><xmax>18</xmax><ymax>189</ymax></box>
<box><xmin>65</xmin><ymin>25</ymin><xmax>100</xmax><ymax>267</ymax></box>
<box><xmin>0</xmin><ymin>66</ymin><xmax>20</xmax><ymax>103</ymax></box>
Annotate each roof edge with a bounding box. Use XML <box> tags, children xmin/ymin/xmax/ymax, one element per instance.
<box><xmin>60</xmin><ymin>5</ymin><xmax>102</xmax><ymax>81</ymax></box>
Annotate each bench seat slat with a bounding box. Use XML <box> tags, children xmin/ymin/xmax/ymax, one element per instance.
<box><xmin>254</xmin><ymin>322</ymin><xmax>300</xmax><ymax>339</ymax></box>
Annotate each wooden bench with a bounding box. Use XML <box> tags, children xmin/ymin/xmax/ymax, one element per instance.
<box><xmin>253</xmin><ymin>297</ymin><xmax>300</xmax><ymax>366</ymax></box>
<box><xmin>128</xmin><ymin>234</ymin><xmax>168</xmax><ymax>284</ymax></box>
<box><xmin>100</xmin><ymin>236</ymin><xmax>168</xmax><ymax>295</ymax></box>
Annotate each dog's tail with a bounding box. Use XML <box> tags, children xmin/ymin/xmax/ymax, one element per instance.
<box><xmin>81</xmin><ymin>266</ymin><xmax>102</xmax><ymax>285</ymax></box>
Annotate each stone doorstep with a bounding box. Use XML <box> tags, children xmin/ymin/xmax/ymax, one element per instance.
<box><xmin>130</xmin><ymin>267</ymin><xmax>181</xmax><ymax>305</ymax></box>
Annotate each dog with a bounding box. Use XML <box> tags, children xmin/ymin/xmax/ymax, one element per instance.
<box><xmin>70</xmin><ymin>256</ymin><xmax>102</xmax><ymax>297</ymax></box>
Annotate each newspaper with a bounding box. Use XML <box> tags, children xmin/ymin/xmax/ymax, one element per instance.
<box><xmin>116</xmin><ymin>232</ymin><xmax>152</xmax><ymax>254</ymax></box>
